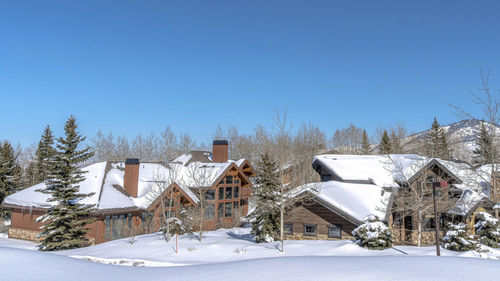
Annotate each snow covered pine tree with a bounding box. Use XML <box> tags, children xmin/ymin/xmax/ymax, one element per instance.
<box><xmin>442</xmin><ymin>222</ymin><xmax>478</xmax><ymax>252</ymax></box>
<box><xmin>37</xmin><ymin>116</ymin><xmax>95</xmax><ymax>251</ymax></box>
<box><xmin>474</xmin><ymin>212</ymin><xmax>500</xmax><ymax>248</ymax></box>
<box><xmin>352</xmin><ymin>214</ymin><xmax>393</xmax><ymax>250</ymax></box>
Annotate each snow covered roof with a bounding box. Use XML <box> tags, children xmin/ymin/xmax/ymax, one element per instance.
<box><xmin>313</xmin><ymin>154</ymin><xmax>424</xmax><ymax>188</ymax></box>
<box><xmin>4</xmin><ymin>156</ymin><xmax>251</xmax><ymax>212</ymax></box>
<box><xmin>302</xmin><ymin>181</ymin><xmax>390</xmax><ymax>224</ymax></box>
<box><xmin>312</xmin><ymin>154</ymin><xmax>495</xmax><ymax>217</ymax></box>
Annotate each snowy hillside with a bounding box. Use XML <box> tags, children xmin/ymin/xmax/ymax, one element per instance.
<box><xmin>404</xmin><ymin>119</ymin><xmax>500</xmax><ymax>162</ymax></box>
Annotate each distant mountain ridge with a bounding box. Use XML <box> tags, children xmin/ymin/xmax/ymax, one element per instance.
<box><xmin>403</xmin><ymin>119</ymin><xmax>500</xmax><ymax>163</ymax></box>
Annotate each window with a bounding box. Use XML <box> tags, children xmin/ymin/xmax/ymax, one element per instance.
<box><xmin>321</xmin><ymin>175</ymin><xmax>331</xmax><ymax>182</ymax></box>
<box><xmin>112</xmin><ymin>214</ymin><xmax>127</xmax><ymax>240</ymax></box>
<box><xmin>424</xmin><ymin>216</ymin><xmax>435</xmax><ymax>230</ymax></box>
<box><xmin>218</xmin><ymin>187</ymin><xmax>224</xmax><ymax>200</ymax></box>
<box><xmin>105</xmin><ymin>215</ymin><xmax>111</xmax><ymax>240</ymax></box>
<box><xmin>303</xmin><ymin>224</ymin><xmax>317</xmax><ymax>236</ymax></box>
<box><xmin>164</xmin><ymin>210</ymin><xmax>175</xmax><ymax>219</ymax></box>
<box><xmin>234</xmin><ymin>179</ymin><xmax>240</xmax><ymax>184</ymax></box>
<box><xmin>225</xmin><ymin>202</ymin><xmax>232</xmax><ymax>217</ymax></box>
<box><xmin>165</xmin><ymin>198</ymin><xmax>175</xmax><ymax>208</ymax></box>
<box><xmin>234</xmin><ymin>186</ymin><xmax>239</xmax><ymax>198</ymax></box>
<box><xmin>205</xmin><ymin>204</ymin><xmax>215</xmax><ymax>219</ymax></box>
<box><xmin>226</xmin><ymin>175</ymin><xmax>233</xmax><ymax>184</ymax></box>
<box><xmin>128</xmin><ymin>213</ymin><xmax>132</xmax><ymax>231</ymax></box>
<box><xmin>217</xmin><ymin>203</ymin><xmax>224</xmax><ymax>218</ymax></box>
<box><xmin>141</xmin><ymin>212</ymin><xmax>153</xmax><ymax>233</ymax></box>
<box><xmin>240</xmin><ymin>198</ymin><xmax>248</xmax><ymax>206</ymax></box>
<box><xmin>328</xmin><ymin>224</ymin><xmax>342</xmax><ymax>238</ymax></box>
<box><xmin>219</xmin><ymin>179</ymin><xmax>224</xmax><ymax>185</ymax></box>
<box><xmin>284</xmin><ymin>222</ymin><xmax>293</xmax><ymax>235</ymax></box>
<box><xmin>233</xmin><ymin>201</ymin><xmax>239</xmax><ymax>210</ymax></box>
<box><xmin>225</xmin><ymin>187</ymin><xmax>232</xmax><ymax>199</ymax></box>
<box><xmin>205</xmin><ymin>190</ymin><xmax>215</xmax><ymax>200</ymax></box>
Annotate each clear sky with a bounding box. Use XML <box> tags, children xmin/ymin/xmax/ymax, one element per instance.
<box><xmin>1</xmin><ymin>0</ymin><xmax>500</xmax><ymax>147</ymax></box>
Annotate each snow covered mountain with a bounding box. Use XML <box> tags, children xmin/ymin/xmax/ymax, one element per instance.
<box><xmin>403</xmin><ymin>119</ymin><xmax>500</xmax><ymax>163</ymax></box>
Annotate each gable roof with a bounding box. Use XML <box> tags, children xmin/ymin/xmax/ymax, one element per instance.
<box><xmin>299</xmin><ymin>181</ymin><xmax>391</xmax><ymax>224</ymax></box>
<box><xmin>3</xmin><ymin>156</ymin><xmax>255</xmax><ymax>212</ymax></box>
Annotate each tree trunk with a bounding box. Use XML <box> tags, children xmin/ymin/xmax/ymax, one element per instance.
<box><xmin>417</xmin><ymin>211</ymin><xmax>422</xmax><ymax>247</ymax></box>
<box><xmin>199</xmin><ymin>198</ymin><xmax>203</xmax><ymax>242</ymax></box>
<box><xmin>280</xmin><ymin>206</ymin><xmax>284</xmax><ymax>253</ymax></box>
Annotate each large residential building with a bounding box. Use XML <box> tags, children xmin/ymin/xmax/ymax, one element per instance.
<box><xmin>2</xmin><ymin>140</ymin><xmax>255</xmax><ymax>245</ymax></box>
<box><xmin>285</xmin><ymin>154</ymin><xmax>496</xmax><ymax>244</ymax></box>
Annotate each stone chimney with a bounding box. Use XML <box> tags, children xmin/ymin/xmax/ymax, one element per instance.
<box><xmin>124</xmin><ymin>158</ymin><xmax>139</xmax><ymax>197</ymax></box>
<box><xmin>213</xmin><ymin>140</ymin><xmax>228</xmax><ymax>163</ymax></box>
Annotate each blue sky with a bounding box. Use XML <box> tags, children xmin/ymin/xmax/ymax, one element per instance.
<box><xmin>1</xmin><ymin>0</ymin><xmax>500</xmax><ymax>147</ymax></box>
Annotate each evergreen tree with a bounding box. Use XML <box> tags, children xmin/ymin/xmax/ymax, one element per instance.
<box><xmin>474</xmin><ymin>212</ymin><xmax>500</xmax><ymax>248</ymax></box>
<box><xmin>250</xmin><ymin>153</ymin><xmax>281</xmax><ymax>243</ymax></box>
<box><xmin>390</xmin><ymin>131</ymin><xmax>402</xmax><ymax>154</ymax></box>
<box><xmin>425</xmin><ymin>117</ymin><xmax>450</xmax><ymax>159</ymax></box>
<box><xmin>442</xmin><ymin>222</ymin><xmax>478</xmax><ymax>251</ymax></box>
<box><xmin>361</xmin><ymin>130</ymin><xmax>371</xmax><ymax>154</ymax></box>
<box><xmin>352</xmin><ymin>214</ymin><xmax>394</xmax><ymax>250</ymax></box>
<box><xmin>0</xmin><ymin>141</ymin><xmax>22</xmax><ymax>218</ymax></box>
<box><xmin>35</xmin><ymin>125</ymin><xmax>56</xmax><ymax>183</ymax></box>
<box><xmin>473</xmin><ymin>121</ymin><xmax>495</xmax><ymax>165</ymax></box>
<box><xmin>37</xmin><ymin>116</ymin><xmax>95</xmax><ymax>251</ymax></box>
<box><xmin>379</xmin><ymin>130</ymin><xmax>391</xmax><ymax>154</ymax></box>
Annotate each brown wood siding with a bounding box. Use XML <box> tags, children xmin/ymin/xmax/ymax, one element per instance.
<box><xmin>286</xmin><ymin>202</ymin><xmax>357</xmax><ymax>239</ymax></box>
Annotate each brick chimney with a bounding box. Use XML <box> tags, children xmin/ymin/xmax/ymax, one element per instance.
<box><xmin>124</xmin><ymin>158</ymin><xmax>139</xmax><ymax>197</ymax></box>
<box><xmin>213</xmin><ymin>140</ymin><xmax>228</xmax><ymax>163</ymax></box>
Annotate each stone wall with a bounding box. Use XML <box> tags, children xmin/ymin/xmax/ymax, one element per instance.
<box><xmin>8</xmin><ymin>227</ymin><xmax>42</xmax><ymax>242</ymax></box>
<box><xmin>8</xmin><ymin>227</ymin><xmax>95</xmax><ymax>246</ymax></box>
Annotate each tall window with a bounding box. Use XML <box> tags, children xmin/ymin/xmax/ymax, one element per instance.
<box><xmin>218</xmin><ymin>187</ymin><xmax>224</xmax><ymax>200</ymax></box>
<box><xmin>284</xmin><ymin>222</ymin><xmax>293</xmax><ymax>235</ymax></box>
<box><xmin>205</xmin><ymin>204</ymin><xmax>215</xmax><ymax>219</ymax></box>
<box><xmin>226</xmin><ymin>175</ymin><xmax>233</xmax><ymax>184</ymax></box>
<box><xmin>105</xmin><ymin>215</ymin><xmax>111</xmax><ymax>240</ymax></box>
<box><xmin>225</xmin><ymin>187</ymin><xmax>232</xmax><ymax>199</ymax></box>
<box><xmin>234</xmin><ymin>186</ymin><xmax>239</xmax><ymax>198</ymax></box>
<box><xmin>217</xmin><ymin>203</ymin><xmax>224</xmax><ymax>218</ymax></box>
<box><xmin>225</xmin><ymin>202</ymin><xmax>232</xmax><ymax>217</ymax></box>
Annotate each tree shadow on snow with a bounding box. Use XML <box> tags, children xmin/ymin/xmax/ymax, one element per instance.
<box><xmin>225</xmin><ymin>231</ymin><xmax>255</xmax><ymax>243</ymax></box>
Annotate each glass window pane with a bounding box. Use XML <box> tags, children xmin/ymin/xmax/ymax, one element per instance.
<box><xmin>225</xmin><ymin>202</ymin><xmax>232</xmax><ymax>217</ymax></box>
<box><xmin>205</xmin><ymin>190</ymin><xmax>215</xmax><ymax>200</ymax></box>
<box><xmin>234</xmin><ymin>186</ymin><xmax>239</xmax><ymax>198</ymax></box>
<box><xmin>105</xmin><ymin>215</ymin><xmax>111</xmax><ymax>240</ymax></box>
<box><xmin>328</xmin><ymin>225</ymin><xmax>342</xmax><ymax>238</ymax></box>
<box><xmin>225</xmin><ymin>187</ymin><xmax>232</xmax><ymax>199</ymax></box>
<box><xmin>233</xmin><ymin>201</ymin><xmax>239</xmax><ymax>210</ymax></box>
<box><xmin>217</xmin><ymin>203</ymin><xmax>224</xmax><ymax>218</ymax></box>
<box><xmin>303</xmin><ymin>224</ymin><xmax>317</xmax><ymax>236</ymax></box>
<box><xmin>218</xmin><ymin>187</ymin><xmax>224</xmax><ymax>200</ymax></box>
<box><xmin>205</xmin><ymin>204</ymin><xmax>215</xmax><ymax>219</ymax></box>
<box><xmin>284</xmin><ymin>222</ymin><xmax>293</xmax><ymax>235</ymax></box>
<box><xmin>226</xmin><ymin>175</ymin><xmax>233</xmax><ymax>184</ymax></box>
<box><xmin>112</xmin><ymin>215</ymin><xmax>119</xmax><ymax>240</ymax></box>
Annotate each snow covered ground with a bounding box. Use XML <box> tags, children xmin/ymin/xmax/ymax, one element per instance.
<box><xmin>1</xmin><ymin>227</ymin><xmax>500</xmax><ymax>280</ymax></box>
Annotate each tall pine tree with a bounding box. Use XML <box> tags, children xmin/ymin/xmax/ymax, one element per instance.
<box><xmin>37</xmin><ymin>116</ymin><xmax>95</xmax><ymax>251</ymax></box>
<box><xmin>250</xmin><ymin>153</ymin><xmax>281</xmax><ymax>243</ymax></box>
<box><xmin>473</xmin><ymin>121</ymin><xmax>495</xmax><ymax>165</ymax></box>
<box><xmin>0</xmin><ymin>141</ymin><xmax>22</xmax><ymax>218</ymax></box>
<box><xmin>361</xmin><ymin>130</ymin><xmax>371</xmax><ymax>154</ymax></box>
<box><xmin>379</xmin><ymin>130</ymin><xmax>392</xmax><ymax>154</ymax></box>
<box><xmin>425</xmin><ymin>117</ymin><xmax>450</xmax><ymax>159</ymax></box>
<box><xmin>35</xmin><ymin>125</ymin><xmax>56</xmax><ymax>183</ymax></box>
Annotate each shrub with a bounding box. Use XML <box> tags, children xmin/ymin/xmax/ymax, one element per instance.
<box><xmin>352</xmin><ymin>214</ymin><xmax>394</xmax><ymax>250</ymax></box>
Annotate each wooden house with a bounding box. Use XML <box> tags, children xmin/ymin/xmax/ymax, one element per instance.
<box><xmin>2</xmin><ymin>140</ymin><xmax>255</xmax><ymax>245</ymax></box>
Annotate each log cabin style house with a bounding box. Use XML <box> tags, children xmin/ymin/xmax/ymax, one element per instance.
<box><xmin>2</xmin><ymin>140</ymin><xmax>255</xmax><ymax>245</ymax></box>
<box><xmin>285</xmin><ymin>154</ymin><xmax>497</xmax><ymax>244</ymax></box>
